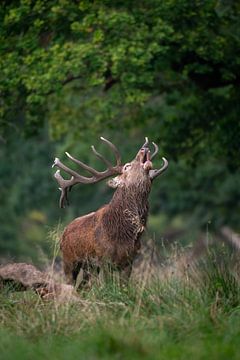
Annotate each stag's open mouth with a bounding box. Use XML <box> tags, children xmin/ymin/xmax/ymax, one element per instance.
<box><xmin>139</xmin><ymin>148</ymin><xmax>147</xmax><ymax>163</ymax></box>
<box><xmin>142</xmin><ymin>148</ymin><xmax>148</xmax><ymax>163</ymax></box>
<box><xmin>140</xmin><ymin>148</ymin><xmax>153</xmax><ymax>170</ymax></box>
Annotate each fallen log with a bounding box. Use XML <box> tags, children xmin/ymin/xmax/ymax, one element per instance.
<box><xmin>218</xmin><ymin>226</ymin><xmax>240</xmax><ymax>251</ymax></box>
<box><xmin>0</xmin><ymin>262</ymin><xmax>78</xmax><ymax>302</ymax></box>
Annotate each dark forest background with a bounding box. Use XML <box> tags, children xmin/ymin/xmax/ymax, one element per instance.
<box><xmin>0</xmin><ymin>0</ymin><xmax>239</xmax><ymax>263</ymax></box>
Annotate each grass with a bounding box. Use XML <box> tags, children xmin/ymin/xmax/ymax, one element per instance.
<box><xmin>1</xmin><ymin>247</ymin><xmax>240</xmax><ymax>359</ymax></box>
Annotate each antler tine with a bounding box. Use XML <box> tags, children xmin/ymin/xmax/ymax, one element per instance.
<box><xmin>52</xmin><ymin>138</ymin><xmax>123</xmax><ymax>208</ymax></box>
<box><xmin>149</xmin><ymin>157</ymin><xmax>168</xmax><ymax>180</ymax></box>
<box><xmin>91</xmin><ymin>137</ymin><xmax>122</xmax><ymax>169</ymax></box>
<box><xmin>141</xmin><ymin>137</ymin><xmax>149</xmax><ymax>149</ymax></box>
<box><xmin>52</xmin><ymin>158</ymin><xmax>92</xmax><ymax>183</ymax></box>
<box><xmin>91</xmin><ymin>145</ymin><xmax>113</xmax><ymax>168</ymax></box>
<box><xmin>54</xmin><ymin>170</ymin><xmax>72</xmax><ymax>208</ymax></box>
<box><xmin>151</xmin><ymin>142</ymin><xmax>159</xmax><ymax>160</ymax></box>
<box><xmin>59</xmin><ymin>187</ymin><xmax>66</xmax><ymax>208</ymax></box>
<box><xmin>65</xmin><ymin>152</ymin><xmax>100</xmax><ymax>176</ymax></box>
<box><xmin>100</xmin><ymin>137</ymin><xmax>122</xmax><ymax>166</ymax></box>
<box><xmin>58</xmin><ymin>187</ymin><xmax>71</xmax><ymax>208</ymax></box>
<box><xmin>52</xmin><ymin>157</ymin><xmax>103</xmax><ymax>208</ymax></box>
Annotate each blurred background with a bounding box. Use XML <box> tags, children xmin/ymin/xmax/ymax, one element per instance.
<box><xmin>0</xmin><ymin>0</ymin><xmax>239</xmax><ymax>265</ymax></box>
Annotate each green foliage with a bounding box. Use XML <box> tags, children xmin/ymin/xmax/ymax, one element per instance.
<box><xmin>0</xmin><ymin>129</ymin><xmax>56</xmax><ymax>260</ymax></box>
<box><xmin>1</xmin><ymin>0</ymin><xmax>240</xmax><ymax>166</ymax></box>
<box><xmin>149</xmin><ymin>157</ymin><xmax>240</xmax><ymax>229</ymax></box>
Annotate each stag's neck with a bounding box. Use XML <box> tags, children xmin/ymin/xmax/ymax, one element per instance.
<box><xmin>110</xmin><ymin>185</ymin><xmax>150</xmax><ymax>212</ymax></box>
<box><xmin>103</xmin><ymin>184</ymin><xmax>151</xmax><ymax>241</ymax></box>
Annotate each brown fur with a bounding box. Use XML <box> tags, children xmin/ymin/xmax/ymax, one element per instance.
<box><xmin>58</xmin><ymin>145</ymin><xmax>167</xmax><ymax>286</ymax></box>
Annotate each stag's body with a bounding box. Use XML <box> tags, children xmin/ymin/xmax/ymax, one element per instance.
<box><xmin>61</xmin><ymin>181</ymin><xmax>151</xmax><ymax>283</ymax></box>
<box><xmin>53</xmin><ymin>137</ymin><xmax>168</xmax><ymax>286</ymax></box>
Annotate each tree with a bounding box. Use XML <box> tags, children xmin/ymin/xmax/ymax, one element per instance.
<box><xmin>1</xmin><ymin>0</ymin><xmax>239</xmax><ymax>166</ymax></box>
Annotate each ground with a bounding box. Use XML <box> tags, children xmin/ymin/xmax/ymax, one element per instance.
<box><xmin>0</xmin><ymin>247</ymin><xmax>240</xmax><ymax>360</ymax></box>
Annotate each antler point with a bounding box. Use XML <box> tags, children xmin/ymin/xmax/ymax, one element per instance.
<box><xmin>100</xmin><ymin>136</ymin><xmax>107</xmax><ymax>142</ymax></box>
<box><xmin>52</xmin><ymin>157</ymin><xmax>58</xmax><ymax>168</ymax></box>
<box><xmin>54</xmin><ymin>169</ymin><xmax>61</xmax><ymax>178</ymax></box>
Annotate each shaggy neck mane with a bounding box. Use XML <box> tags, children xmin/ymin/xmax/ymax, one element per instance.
<box><xmin>103</xmin><ymin>182</ymin><xmax>151</xmax><ymax>242</ymax></box>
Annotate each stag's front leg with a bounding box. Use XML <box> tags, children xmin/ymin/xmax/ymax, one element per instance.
<box><xmin>76</xmin><ymin>262</ymin><xmax>100</xmax><ymax>290</ymax></box>
<box><xmin>63</xmin><ymin>262</ymin><xmax>75</xmax><ymax>285</ymax></box>
<box><xmin>63</xmin><ymin>260</ymin><xmax>84</xmax><ymax>286</ymax></box>
<box><xmin>119</xmin><ymin>263</ymin><xmax>133</xmax><ymax>286</ymax></box>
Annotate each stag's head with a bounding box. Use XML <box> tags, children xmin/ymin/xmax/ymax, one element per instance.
<box><xmin>52</xmin><ymin>137</ymin><xmax>168</xmax><ymax>207</ymax></box>
<box><xmin>108</xmin><ymin>138</ymin><xmax>167</xmax><ymax>189</ymax></box>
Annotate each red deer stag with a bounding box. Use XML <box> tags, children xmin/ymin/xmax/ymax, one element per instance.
<box><xmin>52</xmin><ymin>137</ymin><xmax>168</xmax><ymax>285</ymax></box>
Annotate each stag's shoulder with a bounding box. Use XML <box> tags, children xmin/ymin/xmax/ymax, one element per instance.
<box><xmin>76</xmin><ymin>212</ymin><xmax>96</xmax><ymax>221</ymax></box>
<box><xmin>61</xmin><ymin>212</ymin><xmax>93</xmax><ymax>236</ymax></box>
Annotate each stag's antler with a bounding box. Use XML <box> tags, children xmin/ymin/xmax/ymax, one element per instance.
<box><xmin>149</xmin><ymin>157</ymin><xmax>168</xmax><ymax>180</ymax></box>
<box><xmin>150</xmin><ymin>142</ymin><xmax>159</xmax><ymax>160</ymax></box>
<box><xmin>52</xmin><ymin>137</ymin><xmax>122</xmax><ymax>208</ymax></box>
<box><xmin>141</xmin><ymin>137</ymin><xmax>149</xmax><ymax>149</ymax></box>
<box><xmin>142</xmin><ymin>138</ymin><xmax>168</xmax><ymax>179</ymax></box>
<box><xmin>139</xmin><ymin>137</ymin><xmax>168</xmax><ymax>178</ymax></box>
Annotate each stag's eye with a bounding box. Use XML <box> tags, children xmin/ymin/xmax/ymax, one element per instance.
<box><xmin>123</xmin><ymin>163</ymin><xmax>131</xmax><ymax>171</ymax></box>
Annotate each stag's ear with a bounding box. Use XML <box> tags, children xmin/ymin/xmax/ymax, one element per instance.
<box><xmin>107</xmin><ymin>176</ymin><xmax>123</xmax><ymax>188</ymax></box>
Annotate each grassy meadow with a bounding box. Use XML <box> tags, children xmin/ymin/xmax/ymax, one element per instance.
<box><xmin>1</xmin><ymin>1</ymin><xmax>240</xmax><ymax>359</ymax></box>
<box><xmin>1</xmin><ymin>244</ymin><xmax>240</xmax><ymax>360</ymax></box>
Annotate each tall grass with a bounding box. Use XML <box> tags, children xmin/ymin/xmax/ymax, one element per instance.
<box><xmin>0</xmin><ymin>245</ymin><xmax>240</xmax><ymax>359</ymax></box>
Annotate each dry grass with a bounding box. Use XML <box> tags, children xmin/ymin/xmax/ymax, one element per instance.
<box><xmin>1</xmin><ymin>234</ymin><xmax>240</xmax><ymax>359</ymax></box>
